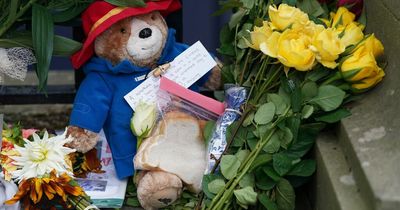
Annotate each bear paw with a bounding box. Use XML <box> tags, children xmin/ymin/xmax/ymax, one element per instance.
<box><xmin>66</xmin><ymin>126</ymin><xmax>99</xmax><ymax>153</ymax></box>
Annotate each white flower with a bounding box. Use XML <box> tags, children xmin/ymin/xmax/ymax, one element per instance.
<box><xmin>0</xmin><ymin>175</ymin><xmax>19</xmax><ymax>210</ymax></box>
<box><xmin>130</xmin><ymin>101</ymin><xmax>157</xmax><ymax>138</ymax></box>
<box><xmin>10</xmin><ymin>129</ymin><xmax>75</xmax><ymax>181</ymax></box>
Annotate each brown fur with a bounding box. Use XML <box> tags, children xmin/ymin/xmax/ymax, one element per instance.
<box><xmin>94</xmin><ymin>11</ymin><xmax>168</xmax><ymax>68</ymax></box>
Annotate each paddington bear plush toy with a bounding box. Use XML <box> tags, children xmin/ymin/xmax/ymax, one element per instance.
<box><xmin>67</xmin><ymin>0</ymin><xmax>219</xmax><ymax>186</ymax></box>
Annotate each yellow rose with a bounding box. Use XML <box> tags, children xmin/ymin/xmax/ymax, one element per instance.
<box><xmin>357</xmin><ymin>34</ymin><xmax>384</xmax><ymax>58</ymax></box>
<box><xmin>340</xmin><ymin>46</ymin><xmax>385</xmax><ymax>91</ymax></box>
<box><xmin>339</xmin><ymin>22</ymin><xmax>364</xmax><ymax>47</ymax></box>
<box><xmin>311</xmin><ymin>27</ymin><xmax>345</xmax><ymax>68</ymax></box>
<box><xmin>259</xmin><ymin>31</ymin><xmax>281</xmax><ymax>58</ymax></box>
<box><xmin>331</xmin><ymin>7</ymin><xmax>355</xmax><ymax>28</ymax></box>
<box><xmin>268</xmin><ymin>4</ymin><xmax>310</xmax><ymax>31</ymax></box>
<box><xmin>249</xmin><ymin>21</ymin><xmax>273</xmax><ymax>50</ymax></box>
<box><xmin>277</xmin><ymin>28</ymin><xmax>315</xmax><ymax>71</ymax></box>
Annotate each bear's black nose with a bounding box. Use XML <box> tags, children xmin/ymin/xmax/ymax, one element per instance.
<box><xmin>139</xmin><ymin>28</ymin><xmax>152</xmax><ymax>39</ymax></box>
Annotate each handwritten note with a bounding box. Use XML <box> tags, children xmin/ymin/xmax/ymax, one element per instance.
<box><xmin>124</xmin><ymin>41</ymin><xmax>217</xmax><ymax>110</ymax></box>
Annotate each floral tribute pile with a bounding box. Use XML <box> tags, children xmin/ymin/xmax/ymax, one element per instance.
<box><xmin>195</xmin><ymin>0</ymin><xmax>385</xmax><ymax>209</ymax></box>
<box><xmin>0</xmin><ymin>123</ymin><xmax>101</xmax><ymax>210</ymax></box>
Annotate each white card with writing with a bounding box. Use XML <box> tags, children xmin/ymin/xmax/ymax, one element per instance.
<box><xmin>124</xmin><ymin>41</ymin><xmax>217</xmax><ymax>110</ymax></box>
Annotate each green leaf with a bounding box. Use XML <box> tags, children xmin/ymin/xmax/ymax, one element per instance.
<box><xmin>220</xmin><ymin>24</ymin><xmax>235</xmax><ymax>44</ymax></box>
<box><xmin>296</xmin><ymin>0</ymin><xmax>325</xmax><ymax>17</ymax></box>
<box><xmin>239</xmin><ymin>173</ymin><xmax>255</xmax><ymax>188</ymax></box>
<box><xmin>273</xmin><ymin>153</ymin><xmax>294</xmax><ymax>176</ymax></box>
<box><xmin>243</xmin><ymin>112</ymin><xmax>254</xmax><ymax>127</ymax></box>
<box><xmin>218</xmin><ymin>43</ymin><xmax>235</xmax><ymax>56</ymax></box>
<box><xmin>125</xmin><ymin>197</ymin><xmax>141</xmax><ymax>207</ymax></box>
<box><xmin>202</xmin><ymin>174</ymin><xmax>220</xmax><ymax>199</ymax></box>
<box><xmin>263</xmin><ymin>132</ymin><xmax>280</xmax><ymax>153</ymax></box>
<box><xmin>234</xmin><ymin>186</ymin><xmax>258</xmax><ymax>208</ymax></box>
<box><xmin>254</xmin><ymin>102</ymin><xmax>276</xmax><ymax>125</ymax></box>
<box><xmin>52</xmin><ymin>4</ymin><xmax>90</xmax><ymax>23</ymax></box>
<box><xmin>276</xmin><ymin>179</ymin><xmax>296</xmax><ymax>210</ymax></box>
<box><xmin>305</xmin><ymin>64</ymin><xmax>330</xmax><ymax>82</ymax></box>
<box><xmin>229</xmin><ymin>8</ymin><xmax>247</xmax><ymax>29</ymax></box>
<box><xmin>259</xmin><ymin>194</ymin><xmax>278</xmax><ymax>210</ymax></box>
<box><xmin>249</xmin><ymin>154</ymin><xmax>273</xmax><ymax>172</ymax></box>
<box><xmin>287</xmin><ymin>124</ymin><xmax>325</xmax><ymax>158</ymax></box>
<box><xmin>301</xmin><ymin>81</ymin><xmax>318</xmax><ymax>101</ymax></box>
<box><xmin>0</xmin><ymin>33</ymin><xmax>81</xmax><ymax>56</ymax></box>
<box><xmin>268</xmin><ymin>94</ymin><xmax>287</xmax><ymax>115</ymax></box>
<box><xmin>315</xmin><ymin>108</ymin><xmax>351</xmax><ymax>123</ymax></box>
<box><xmin>240</xmin><ymin>0</ymin><xmax>256</xmax><ymax>9</ymax></box>
<box><xmin>7</xmin><ymin>0</ymin><xmax>19</xmax><ymax>23</ymax></box>
<box><xmin>282</xmin><ymin>0</ymin><xmax>297</xmax><ymax>6</ymax></box>
<box><xmin>263</xmin><ymin>165</ymin><xmax>281</xmax><ymax>182</ymax></box>
<box><xmin>32</xmin><ymin>4</ymin><xmax>54</xmax><ymax>91</ymax></box>
<box><xmin>279</xmin><ymin>127</ymin><xmax>293</xmax><ymax>149</ymax></box>
<box><xmin>203</xmin><ymin>121</ymin><xmax>216</xmax><ymax>145</ymax></box>
<box><xmin>256</xmin><ymin>171</ymin><xmax>277</xmax><ymax>190</ymax></box>
<box><xmin>310</xmin><ymin>85</ymin><xmax>346</xmax><ymax>112</ymax></box>
<box><xmin>221</xmin><ymin>155</ymin><xmax>241</xmax><ymax>180</ymax></box>
<box><xmin>208</xmin><ymin>179</ymin><xmax>226</xmax><ymax>194</ymax></box>
<box><xmin>236</xmin><ymin>149</ymin><xmax>250</xmax><ymax>164</ymax></box>
<box><xmin>53</xmin><ymin>36</ymin><xmax>82</xmax><ymax>56</ymax></box>
<box><xmin>301</xmin><ymin>105</ymin><xmax>314</xmax><ymax>119</ymax></box>
<box><xmin>286</xmin><ymin>116</ymin><xmax>301</xmax><ymax>143</ymax></box>
<box><xmin>288</xmin><ymin>160</ymin><xmax>316</xmax><ymax>177</ymax></box>
<box><xmin>104</xmin><ymin>0</ymin><xmax>146</xmax><ymax>7</ymax></box>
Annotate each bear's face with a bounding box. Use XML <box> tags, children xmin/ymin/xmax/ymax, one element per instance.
<box><xmin>94</xmin><ymin>11</ymin><xmax>168</xmax><ymax>67</ymax></box>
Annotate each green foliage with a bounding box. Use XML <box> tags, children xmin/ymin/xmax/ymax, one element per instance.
<box><xmin>276</xmin><ymin>179</ymin><xmax>295</xmax><ymax>210</ymax></box>
<box><xmin>32</xmin><ymin>3</ymin><xmax>54</xmax><ymax>91</ymax></box>
<box><xmin>104</xmin><ymin>0</ymin><xmax>146</xmax><ymax>7</ymax></box>
<box><xmin>220</xmin><ymin>155</ymin><xmax>241</xmax><ymax>180</ymax></box>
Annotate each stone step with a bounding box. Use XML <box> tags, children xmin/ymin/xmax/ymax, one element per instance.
<box><xmin>330</xmin><ymin>0</ymin><xmax>400</xmax><ymax>209</ymax></box>
<box><xmin>312</xmin><ymin>131</ymin><xmax>369</xmax><ymax>210</ymax></box>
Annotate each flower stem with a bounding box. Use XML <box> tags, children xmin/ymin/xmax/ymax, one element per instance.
<box><xmin>321</xmin><ymin>71</ymin><xmax>342</xmax><ymax>86</ymax></box>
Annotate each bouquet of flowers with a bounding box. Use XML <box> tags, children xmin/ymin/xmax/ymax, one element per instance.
<box><xmin>196</xmin><ymin>0</ymin><xmax>384</xmax><ymax>209</ymax></box>
<box><xmin>0</xmin><ymin>123</ymin><xmax>100</xmax><ymax>210</ymax></box>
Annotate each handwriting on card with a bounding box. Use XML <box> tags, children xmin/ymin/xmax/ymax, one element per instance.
<box><xmin>124</xmin><ymin>41</ymin><xmax>216</xmax><ymax>110</ymax></box>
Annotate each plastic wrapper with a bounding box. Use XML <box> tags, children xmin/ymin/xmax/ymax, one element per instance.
<box><xmin>133</xmin><ymin>77</ymin><xmax>225</xmax><ymax>194</ymax></box>
<box><xmin>205</xmin><ymin>86</ymin><xmax>247</xmax><ymax>174</ymax></box>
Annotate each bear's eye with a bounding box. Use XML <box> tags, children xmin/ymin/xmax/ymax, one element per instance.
<box><xmin>120</xmin><ymin>28</ymin><xmax>126</xmax><ymax>33</ymax></box>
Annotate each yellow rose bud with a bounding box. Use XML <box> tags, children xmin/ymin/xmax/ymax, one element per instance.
<box><xmin>268</xmin><ymin>4</ymin><xmax>310</xmax><ymax>31</ymax></box>
<box><xmin>357</xmin><ymin>34</ymin><xmax>384</xmax><ymax>58</ymax></box>
<box><xmin>277</xmin><ymin>28</ymin><xmax>316</xmax><ymax>71</ymax></box>
<box><xmin>340</xmin><ymin>46</ymin><xmax>385</xmax><ymax>90</ymax></box>
<box><xmin>311</xmin><ymin>27</ymin><xmax>346</xmax><ymax>69</ymax></box>
<box><xmin>339</xmin><ymin>22</ymin><xmax>364</xmax><ymax>47</ymax></box>
<box><xmin>331</xmin><ymin>7</ymin><xmax>356</xmax><ymax>28</ymax></box>
<box><xmin>130</xmin><ymin>101</ymin><xmax>157</xmax><ymax>138</ymax></box>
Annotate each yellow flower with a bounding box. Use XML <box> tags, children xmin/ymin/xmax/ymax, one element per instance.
<box><xmin>339</xmin><ymin>22</ymin><xmax>364</xmax><ymax>47</ymax></box>
<box><xmin>268</xmin><ymin>4</ymin><xmax>310</xmax><ymax>31</ymax></box>
<box><xmin>277</xmin><ymin>28</ymin><xmax>315</xmax><ymax>71</ymax></box>
<box><xmin>249</xmin><ymin>21</ymin><xmax>281</xmax><ymax>57</ymax></box>
<box><xmin>249</xmin><ymin>21</ymin><xmax>273</xmax><ymax>50</ymax></box>
<box><xmin>311</xmin><ymin>27</ymin><xmax>346</xmax><ymax>68</ymax></box>
<box><xmin>331</xmin><ymin>7</ymin><xmax>355</xmax><ymax>28</ymax></box>
<box><xmin>340</xmin><ymin>46</ymin><xmax>385</xmax><ymax>91</ymax></box>
<box><xmin>357</xmin><ymin>34</ymin><xmax>384</xmax><ymax>58</ymax></box>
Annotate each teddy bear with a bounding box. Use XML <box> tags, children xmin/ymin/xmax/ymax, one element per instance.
<box><xmin>66</xmin><ymin>0</ymin><xmax>220</xmax><ymax>208</ymax></box>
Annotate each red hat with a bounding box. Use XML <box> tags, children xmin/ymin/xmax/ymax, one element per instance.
<box><xmin>71</xmin><ymin>0</ymin><xmax>181</xmax><ymax>69</ymax></box>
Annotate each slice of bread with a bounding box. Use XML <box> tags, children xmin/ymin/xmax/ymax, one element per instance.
<box><xmin>134</xmin><ymin>111</ymin><xmax>206</xmax><ymax>193</ymax></box>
